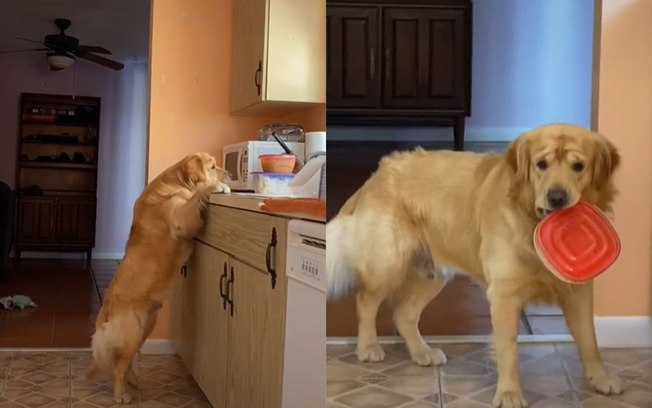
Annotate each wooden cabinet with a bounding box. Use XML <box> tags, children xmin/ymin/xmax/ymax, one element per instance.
<box><xmin>14</xmin><ymin>196</ymin><xmax>96</xmax><ymax>256</ymax></box>
<box><xmin>171</xmin><ymin>243</ymin><xmax>230</xmax><ymax>408</ymax></box>
<box><xmin>326</xmin><ymin>6</ymin><xmax>380</xmax><ymax>108</ymax></box>
<box><xmin>171</xmin><ymin>204</ymin><xmax>290</xmax><ymax>408</ymax></box>
<box><xmin>327</xmin><ymin>0</ymin><xmax>472</xmax><ymax>150</ymax></box>
<box><xmin>230</xmin><ymin>0</ymin><xmax>326</xmax><ymax>115</ymax></box>
<box><xmin>15</xmin><ymin>197</ymin><xmax>56</xmax><ymax>243</ymax></box>
<box><xmin>14</xmin><ymin>93</ymin><xmax>100</xmax><ymax>259</ymax></box>
<box><xmin>226</xmin><ymin>258</ymin><xmax>286</xmax><ymax>408</ymax></box>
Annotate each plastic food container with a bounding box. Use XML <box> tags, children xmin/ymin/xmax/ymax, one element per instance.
<box><xmin>534</xmin><ymin>201</ymin><xmax>621</xmax><ymax>284</ymax></box>
<box><xmin>259</xmin><ymin>154</ymin><xmax>296</xmax><ymax>173</ymax></box>
<box><xmin>250</xmin><ymin>173</ymin><xmax>295</xmax><ymax>196</ymax></box>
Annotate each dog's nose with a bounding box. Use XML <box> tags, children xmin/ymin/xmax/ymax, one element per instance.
<box><xmin>547</xmin><ymin>188</ymin><xmax>569</xmax><ymax>209</ymax></box>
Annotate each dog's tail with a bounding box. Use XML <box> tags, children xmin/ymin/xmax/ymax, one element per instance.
<box><xmin>87</xmin><ymin>305</ymin><xmax>119</xmax><ymax>379</ymax></box>
<box><xmin>326</xmin><ymin>190</ymin><xmax>362</xmax><ymax>300</ymax></box>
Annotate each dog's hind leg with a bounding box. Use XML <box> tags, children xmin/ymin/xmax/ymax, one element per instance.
<box><xmin>356</xmin><ymin>288</ymin><xmax>389</xmax><ymax>362</ymax></box>
<box><xmin>394</xmin><ymin>274</ymin><xmax>448</xmax><ymax>366</ymax></box>
<box><xmin>113</xmin><ymin>337</ymin><xmax>141</xmax><ymax>404</ymax></box>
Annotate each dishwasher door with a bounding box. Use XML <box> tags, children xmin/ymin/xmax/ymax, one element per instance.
<box><xmin>282</xmin><ymin>219</ymin><xmax>326</xmax><ymax>408</ymax></box>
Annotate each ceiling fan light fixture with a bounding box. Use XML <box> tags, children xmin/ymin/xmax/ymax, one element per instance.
<box><xmin>47</xmin><ymin>54</ymin><xmax>74</xmax><ymax>69</ymax></box>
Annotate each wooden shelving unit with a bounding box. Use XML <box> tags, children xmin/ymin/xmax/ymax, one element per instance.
<box><xmin>14</xmin><ymin>93</ymin><xmax>100</xmax><ymax>261</ymax></box>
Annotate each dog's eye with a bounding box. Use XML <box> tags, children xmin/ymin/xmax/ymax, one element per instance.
<box><xmin>571</xmin><ymin>162</ymin><xmax>584</xmax><ymax>173</ymax></box>
<box><xmin>211</xmin><ymin>165</ymin><xmax>216</xmax><ymax>170</ymax></box>
<box><xmin>536</xmin><ymin>160</ymin><xmax>548</xmax><ymax>170</ymax></box>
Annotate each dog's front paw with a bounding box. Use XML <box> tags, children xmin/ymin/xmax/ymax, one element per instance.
<box><xmin>356</xmin><ymin>344</ymin><xmax>386</xmax><ymax>362</ymax></box>
<box><xmin>411</xmin><ymin>346</ymin><xmax>447</xmax><ymax>366</ymax></box>
<box><xmin>589</xmin><ymin>372</ymin><xmax>623</xmax><ymax>395</ymax></box>
<box><xmin>216</xmin><ymin>182</ymin><xmax>231</xmax><ymax>194</ymax></box>
<box><xmin>114</xmin><ymin>392</ymin><xmax>133</xmax><ymax>404</ymax></box>
<box><xmin>492</xmin><ymin>389</ymin><xmax>528</xmax><ymax>408</ymax></box>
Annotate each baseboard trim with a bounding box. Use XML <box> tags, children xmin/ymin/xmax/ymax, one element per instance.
<box><xmin>141</xmin><ymin>339</ymin><xmax>176</xmax><ymax>355</ymax></box>
<box><xmin>327</xmin><ymin>126</ymin><xmax>529</xmax><ymax>143</ymax></box>
<box><xmin>327</xmin><ymin>334</ymin><xmax>574</xmax><ymax>345</ymax></box>
<box><xmin>10</xmin><ymin>251</ymin><xmax>124</xmax><ymax>260</ymax></box>
<box><xmin>327</xmin><ymin>317</ymin><xmax>652</xmax><ymax>348</ymax></box>
<box><xmin>595</xmin><ymin>316</ymin><xmax>652</xmax><ymax>348</ymax></box>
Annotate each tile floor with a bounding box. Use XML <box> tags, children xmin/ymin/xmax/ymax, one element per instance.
<box><xmin>0</xmin><ymin>350</ymin><xmax>210</xmax><ymax>407</ymax></box>
<box><xmin>327</xmin><ymin>342</ymin><xmax>652</xmax><ymax>408</ymax></box>
<box><xmin>0</xmin><ymin>259</ymin><xmax>118</xmax><ymax>348</ymax></box>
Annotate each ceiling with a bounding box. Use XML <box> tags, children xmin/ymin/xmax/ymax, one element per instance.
<box><xmin>0</xmin><ymin>0</ymin><xmax>151</xmax><ymax>63</ymax></box>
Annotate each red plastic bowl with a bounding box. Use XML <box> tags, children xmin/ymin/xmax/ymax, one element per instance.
<box><xmin>534</xmin><ymin>201</ymin><xmax>621</xmax><ymax>284</ymax></box>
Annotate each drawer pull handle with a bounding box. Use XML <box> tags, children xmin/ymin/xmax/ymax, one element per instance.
<box><xmin>219</xmin><ymin>262</ymin><xmax>227</xmax><ymax>310</ymax></box>
<box><xmin>227</xmin><ymin>266</ymin><xmax>234</xmax><ymax>317</ymax></box>
<box><xmin>254</xmin><ymin>60</ymin><xmax>262</xmax><ymax>96</ymax></box>
<box><xmin>265</xmin><ymin>227</ymin><xmax>278</xmax><ymax>289</ymax></box>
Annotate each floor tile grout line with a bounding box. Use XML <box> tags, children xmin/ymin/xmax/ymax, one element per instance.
<box><xmin>68</xmin><ymin>350</ymin><xmax>73</xmax><ymax>408</ymax></box>
<box><xmin>555</xmin><ymin>343</ymin><xmax>582</xmax><ymax>408</ymax></box>
<box><xmin>436</xmin><ymin>366</ymin><xmax>445</xmax><ymax>408</ymax></box>
<box><xmin>1</xmin><ymin>351</ymin><xmax>14</xmax><ymax>399</ymax></box>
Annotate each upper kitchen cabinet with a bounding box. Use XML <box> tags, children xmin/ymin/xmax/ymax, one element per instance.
<box><xmin>230</xmin><ymin>0</ymin><xmax>326</xmax><ymax>116</ymax></box>
<box><xmin>327</xmin><ymin>0</ymin><xmax>472</xmax><ymax>150</ymax></box>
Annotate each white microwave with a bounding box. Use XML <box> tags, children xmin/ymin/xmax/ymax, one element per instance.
<box><xmin>222</xmin><ymin>140</ymin><xmax>305</xmax><ymax>190</ymax></box>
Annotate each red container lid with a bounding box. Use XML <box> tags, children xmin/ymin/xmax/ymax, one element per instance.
<box><xmin>534</xmin><ymin>201</ymin><xmax>621</xmax><ymax>284</ymax></box>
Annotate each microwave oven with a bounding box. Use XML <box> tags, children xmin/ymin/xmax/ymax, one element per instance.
<box><xmin>222</xmin><ymin>140</ymin><xmax>305</xmax><ymax>190</ymax></box>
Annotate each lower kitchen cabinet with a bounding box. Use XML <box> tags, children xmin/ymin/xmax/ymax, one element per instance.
<box><xmin>226</xmin><ymin>258</ymin><xmax>286</xmax><ymax>408</ymax></box>
<box><xmin>170</xmin><ymin>203</ymin><xmax>290</xmax><ymax>408</ymax></box>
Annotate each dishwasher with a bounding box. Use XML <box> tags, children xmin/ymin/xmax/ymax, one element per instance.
<box><xmin>282</xmin><ymin>219</ymin><xmax>326</xmax><ymax>408</ymax></box>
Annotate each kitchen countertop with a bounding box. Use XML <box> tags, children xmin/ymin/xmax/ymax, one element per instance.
<box><xmin>209</xmin><ymin>193</ymin><xmax>326</xmax><ymax>223</ymax></box>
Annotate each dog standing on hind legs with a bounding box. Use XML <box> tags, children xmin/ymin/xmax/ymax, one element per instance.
<box><xmin>87</xmin><ymin>152</ymin><xmax>230</xmax><ymax>404</ymax></box>
<box><xmin>327</xmin><ymin>124</ymin><xmax>624</xmax><ymax>407</ymax></box>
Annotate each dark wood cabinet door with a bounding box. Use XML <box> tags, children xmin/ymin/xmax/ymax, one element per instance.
<box><xmin>56</xmin><ymin>198</ymin><xmax>96</xmax><ymax>244</ymax></box>
<box><xmin>15</xmin><ymin>197</ymin><xmax>56</xmax><ymax>243</ymax></box>
<box><xmin>383</xmin><ymin>7</ymin><xmax>469</xmax><ymax>110</ymax></box>
<box><xmin>327</xmin><ymin>6</ymin><xmax>381</xmax><ymax>108</ymax></box>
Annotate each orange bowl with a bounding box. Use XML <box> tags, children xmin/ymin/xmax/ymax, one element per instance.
<box><xmin>259</xmin><ymin>154</ymin><xmax>296</xmax><ymax>173</ymax></box>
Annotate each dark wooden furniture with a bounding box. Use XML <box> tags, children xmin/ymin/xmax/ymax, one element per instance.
<box><xmin>14</xmin><ymin>93</ymin><xmax>100</xmax><ymax>261</ymax></box>
<box><xmin>327</xmin><ymin>0</ymin><xmax>472</xmax><ymax>150</ymax></box>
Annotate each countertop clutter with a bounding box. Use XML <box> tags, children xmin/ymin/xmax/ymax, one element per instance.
<box><xmin>209</xmin><ymin>193</ymin><xmax>326</xmax><ymax>223</ymax></box>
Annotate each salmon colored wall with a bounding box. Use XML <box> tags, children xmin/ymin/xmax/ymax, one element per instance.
<box><xmin>593</xmin><ymin>0</ymin><xmax>652</xmax><ymax>316</ymax></box>
<box><xmin>147</xmin><ymin>0</ymin><xmax>325</xmax><ymax>339</ymax></box>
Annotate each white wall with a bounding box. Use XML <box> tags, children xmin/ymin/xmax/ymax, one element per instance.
<box><xmin>0</xmin><ymin>53</ymin><xmax>148</xmax><ymax>257</ymax></box>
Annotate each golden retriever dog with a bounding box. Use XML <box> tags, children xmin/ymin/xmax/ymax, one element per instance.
<box><xmin>327</xmin><ymin>124</ymin><xmax>622</xmax><ymax>407</ymax></box>
<box><xmin>87</xmin><ymin>152</ymin><xmax>230</xmax><ymax>404</ymax></box>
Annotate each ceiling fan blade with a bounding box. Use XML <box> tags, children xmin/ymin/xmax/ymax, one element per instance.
<box><xmin>0</xmin><ymin>48</ymin><xmax>49</xmax><ymax>54</ymax></box>
<box><xmin>14</xmin><ymin>37</ymin><xmax>47</xmax><ymax>45</ymax></box>
<box><xmin>78</xmin><ymin>52</ymin><xmax>124</xmax><ymax>70</ymax></box>
<box><xmin>77</xmin><ymin>45</ymin><xmax>112</xmax><ymax>55</ymax></box>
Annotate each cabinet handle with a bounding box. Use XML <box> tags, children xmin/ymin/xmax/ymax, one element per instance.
<box><xmin>265</xmin><ymin>227</ymin><xmax>278</xmax><ymax>289</ymax></box>
<box><xmin>369</xmin><ymin>48</ymin><xmax>375</xmax><ymax>80</ymax></box>
<box><xmin>385</xmin><ymin>48</ymin><xmax>392</xmax><ymax>82</ymax></box>
<box><xmin>181</xmin><ymin>265</ymin><xmax>187</xmax><ymax>278</ymax></box>
<box><xmin>227</xmin><ymin>266</ymin><xmax>234</xmax><ymax>317</ymax></box>
<box><xmin>254</xmin><ymin>60</ymin><xmax>262</xmax><ymax>96</ymax></box>
<box><xmin>219</xmin><ymin>262</ymin><xmax>227</xmax><ymax>310</ymax></box>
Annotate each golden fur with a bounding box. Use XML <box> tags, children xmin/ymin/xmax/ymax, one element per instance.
<box><xmin>327</xmin><ymin>124</ymin><xmax>623</xmax><ymax>407</ymax></box>
<box><xmin>87</xmin><ymin>152</ymin><xmax>230</xmax><ymax>404</ymax></box>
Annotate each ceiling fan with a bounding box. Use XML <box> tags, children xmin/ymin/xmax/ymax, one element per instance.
<box><xmin>0</xmin><ymin>18</ymin><xmax>124</xmax><ymax>71</ymax></box>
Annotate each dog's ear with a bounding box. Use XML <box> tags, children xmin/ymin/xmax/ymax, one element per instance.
<box><xmin>505</xmin><ymin>134</ymin><xmax>531</xmax><ymax>181</ymax></box>
<box><xmin>181</xmin><ymin>154</ymin><xmax>207</xmax><ymax>186</ymax></box>
<box><xmin>592</xmin><ymin>136</ymin><xmax>620</xmax><ymax>189</ymax></box>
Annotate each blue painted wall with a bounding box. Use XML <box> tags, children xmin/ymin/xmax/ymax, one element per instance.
<box><xmin>329</xmin><ymin>0</ymin><xmax>595</xmax><ymax>142</ymax></box>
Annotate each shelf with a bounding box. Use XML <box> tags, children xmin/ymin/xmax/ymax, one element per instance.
<box><xmin>19</xmin><ymin>162</ymin><xmax>97</xmax><ymax>170</ymax></box>
<box><xmin>21</xmin><ymin>141</ymin><xmax>98</xmax><ymax>147</ymax></box>
<box><xmin>22</xmin><ymin>121</ymin><xmax>96</xmax><ymax>128</ymax></box>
